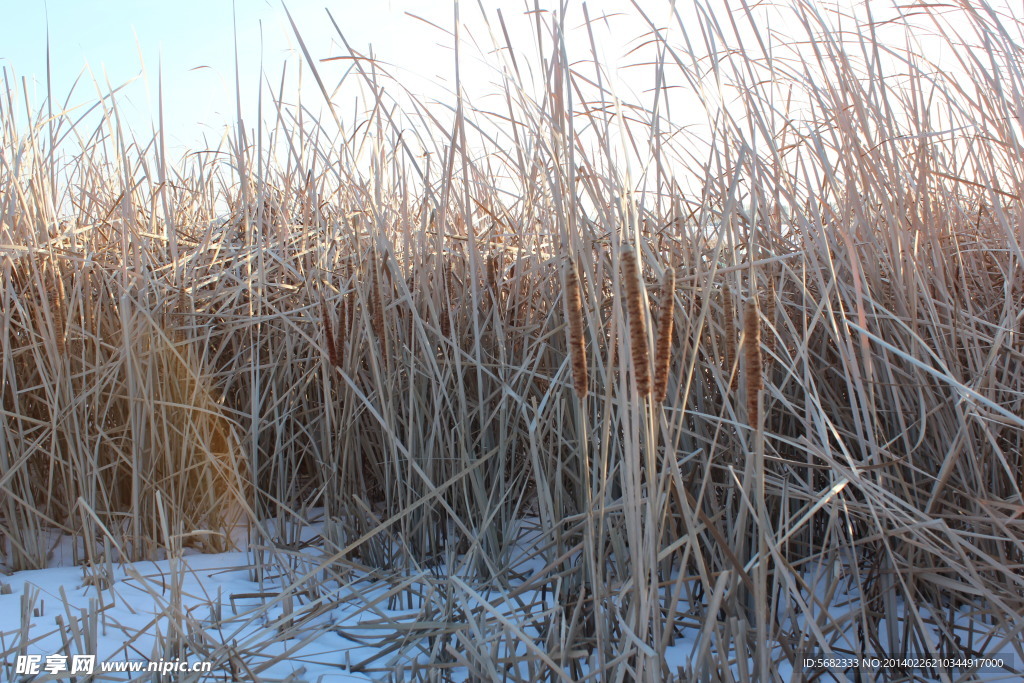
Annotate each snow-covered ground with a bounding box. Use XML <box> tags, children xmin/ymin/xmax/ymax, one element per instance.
<box><xmin>0</xmin><ymin>522</ymin><xmax>376</xmax><ymax>682</ymax></box>
<box><xmin>0</xmin><ymin>516</ymin><xmax>1018</xmax><ymax>681</ymax></box>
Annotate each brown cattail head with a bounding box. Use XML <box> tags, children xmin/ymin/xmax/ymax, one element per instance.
<box><xmin>722</xmin><ymin>282</ymin><xmax>737</xmax><ymax>391</ymax></box>
<box><xmin>35</xmin><ymin>255</ymin><xmax>67</xmax><ymax>358</ymax></box>
<box><xmin>336</xmin><ymin>292</ymin><xmax>351</xmax><ymax>363</ymax></box>
<box><xmin>621</xmin><ymin>246</ymin><xmax>651</xmax><ymax>396</ymax></box>
<box><xmin>370</xmin><ymin>253</ymin><xmax>387</xmax><ymax>364</ymax></box>
<box><xmin>744</xmin><ymin>298</ymin><xmax>763</xmax><ymax>425</ymax></box>
<box><xmin>487</xmin><ymin>253</ymin><xmax>502</xmax><ymax>305</ymax></box>
<box><xmin>174</xmin><ymin>288</ymin><xmax>189</xmax><ymax>345</ymax></box>
<box><xmin>763</xmin><ymin>271</ymin><xmax>777</xmax><ymax>359</ymax></box>
<box><xmin>653</xmin><ymin>266</ymin><xmax>676</xmax><ymax>403</ymax></box>
<box><xmin>564</xmin><ymin>263</ymin><xmax>589</xmax><ymax>398</ymax></box>
<box><xmin>49</xmin><ymin>260</ymin><xmax>66</xmax><ymax>358</ymax></box>
<box><xmin>321</xmin><ymin>295</ymin><xmax>340</xmax><ymax>367</ymax></box>
<box><xmin>440</xmin><ymin>260</ymin><xmax>453</xmax><ymax>338</ymax></box>
<box><xmin>606</xmin><ymin>312</ymin><xmax>619</xmax><ymax>379</ymax></box>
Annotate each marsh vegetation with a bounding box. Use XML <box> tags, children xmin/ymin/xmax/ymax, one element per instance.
<box><xmin>2</xmin><ymin>1</ymin><xmax>1023</xmax><ymax>680</ymax></box>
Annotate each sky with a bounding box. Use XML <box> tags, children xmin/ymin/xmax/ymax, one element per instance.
<box><xmin>1</xmin><ymin>2</ymin><xmax>457</xmax><ymax>149</ymax></box>
<box><xmin>2</xmin><ymin>1</ymin><xmax>1022</xmax><ymax>165</ymax></box>
<box><xmin>0</xmin><ymin>0</ymin><xmax>665</xmax><ymax>157</ymax></box>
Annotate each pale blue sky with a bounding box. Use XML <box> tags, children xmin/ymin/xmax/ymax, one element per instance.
<box><xmin>1</xmin><ymin>2</ymin><xmax>466</xmax><ymax>149</ymax></box>
<box><xmin>1</xmin><ymin>1</ymin><xmax>659</xmax><ymax>155</ymax></box>
<box><xmin>3</xmin><ymin>1</ymin><xmax>1020</xmax><ymax>160</ymax></box>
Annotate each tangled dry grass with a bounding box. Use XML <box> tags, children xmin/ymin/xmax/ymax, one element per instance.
<box><xmin>2</xmin><ymin>0</ymin><xmax>1024</xmax><ymax>680</ymax></box>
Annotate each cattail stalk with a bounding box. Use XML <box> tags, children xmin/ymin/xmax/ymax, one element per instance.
<box><xmin>621</xmin><ymin>246</ymin><xmax>650</xmax><ymax>396</ymax></box>
<box><xmin>745</xmin><ymin>298</ymin><xmax>763</xmax><ymax>425</ymax></box>
<box><xmin>723</xmin><ymin>282</ymin><xmax>737</xmax><ymax>391</ymax></box>
<box><xmin>564</xmin><ymin>264</ymin><xmax>588</xmax><ymax>398</ymax></box>
<box><xmin>653</xmin><ymin>266</ymin><xmax>676</xmax><ymax>403</ymax></box>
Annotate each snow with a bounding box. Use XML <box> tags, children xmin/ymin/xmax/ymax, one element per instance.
<box><xmin>0</xmin><ymin>547</ymin><xmax>372</xmax><ymax>681</ymax></box>
<box><xmin>1</xmin><ymin>517</ymin><xmax>1018</xmax><ymax>681</ymax></box>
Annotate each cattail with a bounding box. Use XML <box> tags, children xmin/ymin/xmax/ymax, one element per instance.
<box><xmin>336</xmin><ymin>292</ymin><xmax>351</xmax><ymax>363</ymax></box>
<box><xmin>508</xmin><ymin>258</ymin><xmax>523</xmax><ymax>330</ymax></box>
<box><xmin>321</xmin><ymin>295</ymin><xmax>340</xmax><ymax>367</ymax></box>
<box><xmin>169</xmin><ymin>289</ymin><xmax>190</xmax><ymax>413</ymax></box>
<box><xmin>722</xmin><ymin>282</ymin><xmax>737</xmax><ymax>391</ymax></box>
<box><xmin>50</xmin><ymin>264</ymin><xmax>66</xmax><ymax>357</ymax></box>
<box><xmin>653</xmin><ymin>266</ymin><xmax>676</xmax><ymax>403</ymax></box>
<box><xmin>564</xmin><ymin>263</ymin><xmax>588</xmax><ymax>398</ymax></box>
<box><xmin>175</xmin><ymin>288</ymin><xmax>189</xmax><ymax>345</ymax></box>
<box><xmin>606</xmin><ymin>314</ymin><xmax>618</xmax><ymax>378</ymax></box>
<box><xmin>487</xmin><ymin>253</ymin><xmax>502</xmax><ymax>304</ymax></box>
<box><xmin>440</xmin><ymin>261</ymin><xmax>452</xmax><ymax>338</ymax></box>
<box><xmin>744</xmin><ymin>298</ymin><xmax>763</xmax><ymax>426</ymax></box>
<box><xmin>37</xmin><ymin>256</ymin><xmax>66</xmax><ymax>358</ymax></box>
<box><xmin>370</xmin><ymin>254</ymin><xmax>387</xmax><ymax>364</ymax></box>
<box><xmin>621</xmin><ymin>246</ymin><xmax>651</xmax><ymax>396</ymax></box>
<box><xmin>763</xmin><ymin>271</ymin><xmax>777</xmax><ymax>359</ymax></box>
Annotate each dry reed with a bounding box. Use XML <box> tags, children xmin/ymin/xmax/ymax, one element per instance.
<box><xmin>3</xmin><ymin>1</ymin><xmax>1024</xmax><ymax>679</ymax></box>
